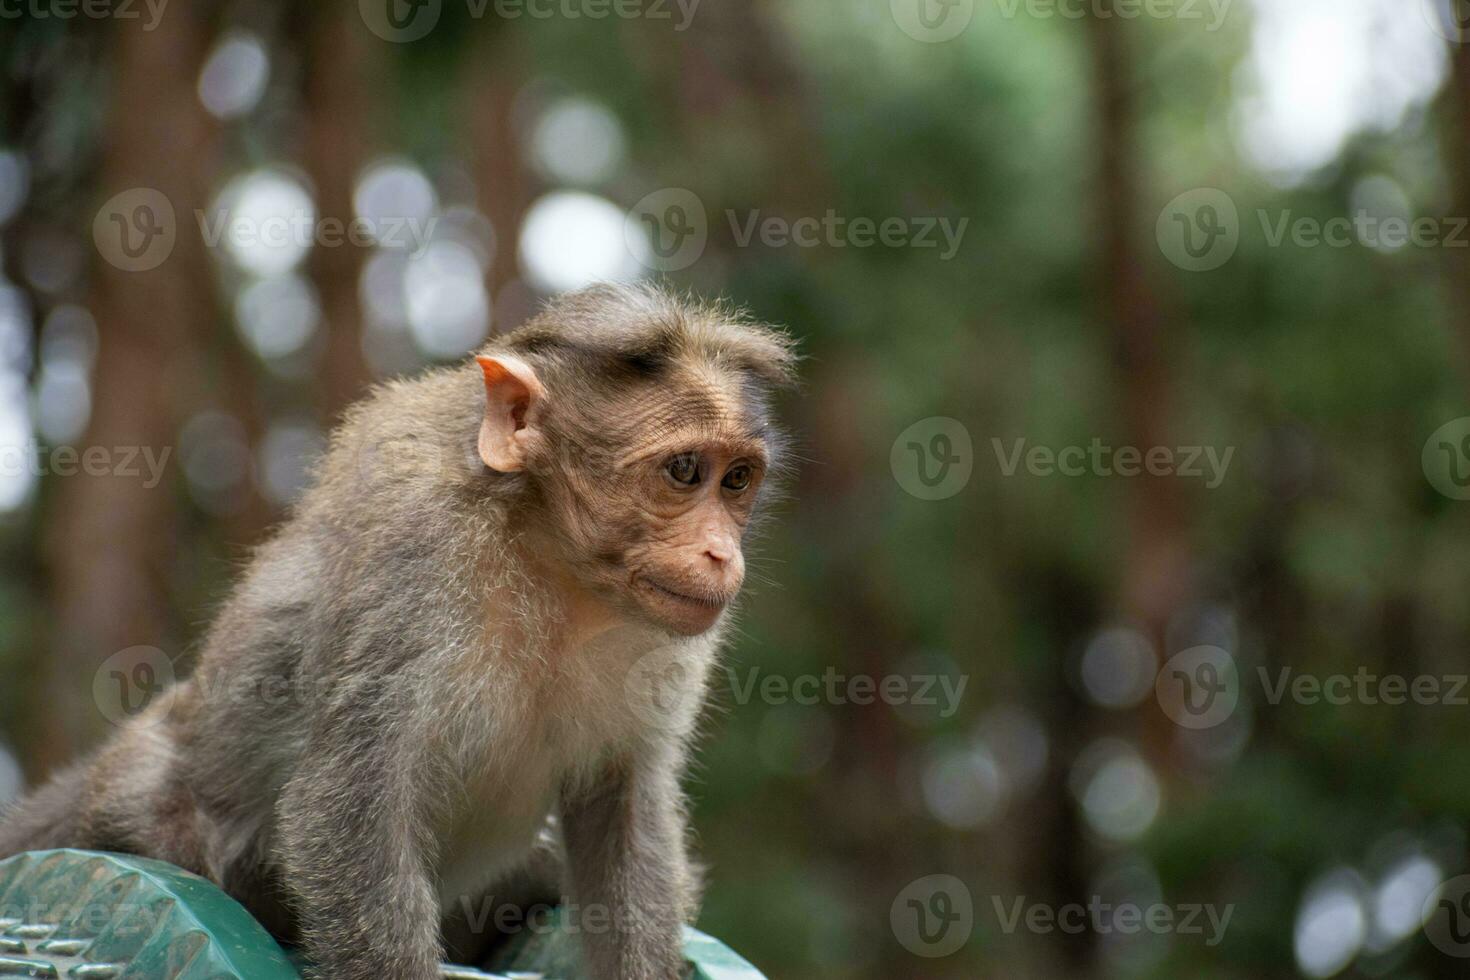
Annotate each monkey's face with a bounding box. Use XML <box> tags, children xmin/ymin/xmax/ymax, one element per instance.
<box><xmin>475</xmin><ymin>329</ymin><xmax>788</xmax><ymax>638</ymax></box>
<box><xmin>534</xmin><ymin>389</ymin><xmax>774</xmax><ymax>637</ymax></box>
<box><xmin>605</xmin><ymin>437</ymin><xmax>766</xmax><ymax>636</ymax></box>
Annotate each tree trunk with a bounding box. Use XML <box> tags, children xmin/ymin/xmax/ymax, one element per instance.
<box><xmin>305</xmin><ymin>5</ymin><xmax>380</xmax><ymax>423</ymax></box>
<box><xmin>1085</xmin><ymin>3</ymin><xmax>1191</xmax><ymax>654</ymax></box>
<box><xmin>35</xmin><ymin>13</ymin><xmax>217</xmax><ymax>775</ymax></box>
<box><xmin>463</xmin><ymin>28</ymin><xmax>534</xmax><ymax>331</ymax></box>
<box><xmin>1447</xmin><ymin>42</ymin><xmax>1470</xmax><ymax>383</ymax></box>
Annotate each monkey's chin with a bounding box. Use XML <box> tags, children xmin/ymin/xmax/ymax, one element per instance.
<box><xmin>634</xmin><ymin>578</ymin><xmax>730</xmax><ymax>636</ymax></box>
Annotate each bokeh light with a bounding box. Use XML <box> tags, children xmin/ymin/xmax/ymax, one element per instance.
<box><xmin>235</xmin><ymin>273</ymin><xmax>321</xmax><ymax>362</ymax></box>
<box><xmin>518</xmin><ymin>191</ymin><xmax>642</xmax><ymax>295</ymax></box>
<box><xmin>259</xmin><ymin>420</ymin><xmax>324</xmax><ymax>507</ymax></box>
<box><xmin>353</xmin><ymin>160</ymin><xmax>437</xmax><ymax>249</ymax></box>
<box><xmin>921</xmin><ymin>740</ymin><xmax>1005</xmax><ymax>829</ymax></box>
<box><xmin>1071</xmin><ymin>740</ymin><xmax>1162</xmax><ymax>843</ymax></box>
<box><xmin>180</xmin><ymin>411</ymin><xmax>251</xmax><ymax>515</ymax></box>
<box><xmin>404</xmin><ymin>239</ymin><xmax>490</xmax><ymax>358</ymax></box>
<box><xmin>529</xmin><ymin>96</ymin><xmax>627</xmax><ymax>186</ymax></box>
<box><xmin>1236</xmin><ymin>0</ymin><xmax>1447</xmax><ymax>183</ymax></box>
<box><xmin>1369</xmin><ymin>853</ymin><xmax>1441</xmax><ymax>947</ymax></box>
<box><xmin>1079</xmin><ymin>626</ymin><xmax>1156</xmax><ymax>709</ymax></box>
<box><xmin>212</xmin><ymin>169</ymin><xmax>316</xmax><ymax>277</ymax></box>
<box><xmin>198</xmin><ymin>30</ymin><xmax>270</xmax><ymax>120</ymax></box>
<box><xmin>1294</xmin><ymin>869</ymin><xmax>1368</xmax><ymax>978</ymax></box>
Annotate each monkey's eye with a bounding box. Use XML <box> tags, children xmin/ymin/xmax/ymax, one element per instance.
<box><xmin>722</xmin><ymin>463</ymin><xmax>753</xmax><ymax>493</ymax></box>
<box><xmin>665</xmin><ymin>453</ymin><xmax>701</xmax><ymax>487</ymax></box>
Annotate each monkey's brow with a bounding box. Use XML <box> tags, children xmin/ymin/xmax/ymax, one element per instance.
<box><xmin>615</xmin><ymin>431</ymin><xmax>769</xmax><ymax>469</ymax></box>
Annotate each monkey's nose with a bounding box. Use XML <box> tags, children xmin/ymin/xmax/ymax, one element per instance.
<box><xmin>700</xmin><ymin>531</ymin><xmax>736</xmax><ymax>566</ymax></box>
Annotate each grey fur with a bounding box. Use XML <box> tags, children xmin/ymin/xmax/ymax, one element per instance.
<box><xmin>0</xmin><ymin>283</ymin><xmax>796</xmax><ymax>980</ymax></box>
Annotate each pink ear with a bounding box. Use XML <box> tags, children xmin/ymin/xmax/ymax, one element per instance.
<box><xmin>476</xmin><ymin>354</ymin><xmax>543</xmax><ymax>472</ymax></box>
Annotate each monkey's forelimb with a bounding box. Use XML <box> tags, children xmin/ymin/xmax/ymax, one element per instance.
<box><xmin>274</xmin><ymin>683</ymin><xmax>445</xmax><ymax>980</ymax></box>
<box><xmin>561</xmin><ymin>744</ymin><xmax>698</xmax><ymax>980</ymax></box>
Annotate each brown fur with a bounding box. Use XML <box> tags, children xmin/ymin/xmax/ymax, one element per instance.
<box><xmin>0</xmin><ymin>282</ymin><xmax>797</xmax><ymax>980</ymax></box>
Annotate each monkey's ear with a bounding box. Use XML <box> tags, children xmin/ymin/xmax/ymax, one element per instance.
<box><xmin>475</xmin><ymin>354</ymin><xmax>544</xmax><ymax>472</ymax></box>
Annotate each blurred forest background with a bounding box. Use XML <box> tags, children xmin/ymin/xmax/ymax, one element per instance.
<box><xmin>3</xmin><ymin>0</ymin><xmax>1470</xmax><ymax>978</ymax></box>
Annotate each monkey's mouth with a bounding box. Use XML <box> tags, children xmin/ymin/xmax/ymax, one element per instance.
<box><xmin>640</xmin><ymin>578</ymin><xmax>729</xmax><ymax>611</ymax></box>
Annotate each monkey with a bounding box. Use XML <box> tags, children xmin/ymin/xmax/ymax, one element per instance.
<box><xmin>0</xmin><ymin>282</ymin><xmax>798</xmax><ymax>980</ymax></box>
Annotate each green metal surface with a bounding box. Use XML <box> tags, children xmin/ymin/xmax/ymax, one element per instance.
<box><xmin>0</xmin><ymin>848</ymin><xmax>298</xmax><ymax>979</ymax></box>
<box><xmin>0</xmin><ymin>850</ymin><xmax>767</xmax><ymax>979</ymax></box>
<box><xmin>486</xmin><ymin>910</ymin><xmax>766</xmax><ymax>980</ymax></box>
